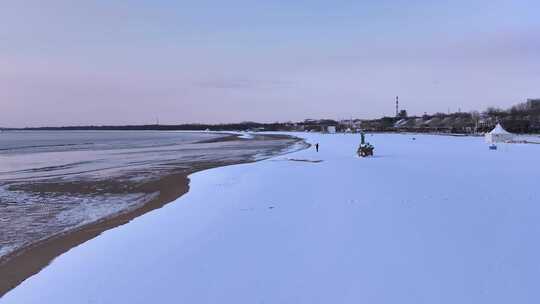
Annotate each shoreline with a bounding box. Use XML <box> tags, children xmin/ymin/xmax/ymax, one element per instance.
<box><xmin>1</xmin><ymin>166</ymin><xmax>194</xmax><ymax>296</ymax></box>
<box><xmin>0</xmin><ymin>133</ymin><xmax>306</xmax><ymax>297</ymax></box>
<box><xmin>4</xmin><ymin>133</ymin><xmax>540</xmax><ymax>303</ymax></box>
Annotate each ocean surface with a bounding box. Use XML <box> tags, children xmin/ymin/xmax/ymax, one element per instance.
<box><xmin>0</xmin><ymin>130</ymin><xmax>217</xmax><ymax>153</ymax></box>
<box><xmin>0</xmin><ymin>130</ymin><xmax>299</xmax><ymax>258</ymax></box>
<box><xmin>0</xmin><ymin>131</ymin><xmax>225</xmax><ymax>181</ymax></box>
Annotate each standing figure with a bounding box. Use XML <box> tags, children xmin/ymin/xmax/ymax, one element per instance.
<box><xmin>315</xmin><ymin>143</ymin><xmax>319</xmax><ymax>152</ymax></box>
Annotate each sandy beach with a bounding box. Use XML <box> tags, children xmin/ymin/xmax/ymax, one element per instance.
<box><xmin>0</xmin><ymin>132</ymin><xmax>305</xmax><ymax>297</ymax></box>
<box><xmin>3</xmin><ymin>0</ymin><xmax>538</xmax><ymax>302</ymax></box>
<box><xmin>3</xmin><ymin>132</ymin><xmax>540</xmax><ymax>303</ymax></box>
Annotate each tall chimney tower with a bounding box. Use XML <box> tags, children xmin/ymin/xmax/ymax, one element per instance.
<box><xmin>395</xmin><ymin>96</ymin><xmax>399</xmax><ymax>117</ymax></box>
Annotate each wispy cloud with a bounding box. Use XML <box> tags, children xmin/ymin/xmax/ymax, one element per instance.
<box><xmin>196</xmin><ymin>79</ymin><xmax>293</xmax><ymax>90</ymax></box>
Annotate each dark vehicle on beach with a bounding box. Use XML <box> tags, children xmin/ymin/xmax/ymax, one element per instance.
<box><xmin>357</xmin><ymin>132</ymin><xmax>374</xmax><ymax>157</ymax></box>
<box><xmin>358</xmin><ymin>143</ymin><xmax>374</xmax><ymax>157</ymax></box>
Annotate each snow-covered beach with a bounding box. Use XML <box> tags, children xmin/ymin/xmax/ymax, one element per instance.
<box><xmin>3</xmin><ymin>132</ymin><xmax>540</xmax><ymax>303</ymax></box>
<box><xmin>0</xmin><ymin>131</ymin><xmax>300</xmax><ymax>295</ymax></box>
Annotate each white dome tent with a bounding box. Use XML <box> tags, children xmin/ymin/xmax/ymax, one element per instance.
<box><xmin>485</xmin><ymin>123</ymin><xmax>514</xmax><ymax>143</ymax></box>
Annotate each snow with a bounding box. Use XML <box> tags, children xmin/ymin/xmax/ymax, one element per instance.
<box><xmin>237</xmin><ymin>132</ymin><xmax>255</xmax><ymax>139</ymax></box>
<box><xmin>516</xmin><ymin>135</ymin><xmax>540</xmax><ymax>144</ymax></box>
<box><xmin>393</xmin><ymin>118</ymin><xmax>407</xmax><ymax>128</ymax></box>
<box><xmin>4</xmin><ymin>133</ymin><xmax>540</xmax><ymax>303</ymax></box>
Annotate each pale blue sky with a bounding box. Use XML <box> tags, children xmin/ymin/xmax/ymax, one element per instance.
<box><xmin>1</xmin><ymin>0</ymin><xmax>539</xmax><ymax>127</ymax></box>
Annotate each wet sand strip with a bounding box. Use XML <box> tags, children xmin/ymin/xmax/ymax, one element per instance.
<box><xmin>1</xmin><ymin>165</ymin><xmax>195</xmax><ymax>296</ymax></box>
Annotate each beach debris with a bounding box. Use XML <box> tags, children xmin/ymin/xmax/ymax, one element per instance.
<box><xmin>287</xmin><ymin>158</ymin><xmax>323</xmax><ymax>163</ymax></box>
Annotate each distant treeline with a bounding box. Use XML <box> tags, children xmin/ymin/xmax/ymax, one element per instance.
<box><xmin>3</xmin><ymin>100</ymin><xmax>539</xmax><ymax>134</ymax></box>
<box><xmin>12</xmin><ymin>122</ymin><xmax>290</xmax><ymax>132</ymax></box>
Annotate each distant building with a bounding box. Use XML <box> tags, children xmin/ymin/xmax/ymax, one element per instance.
<box><xmin>398</xmin><ymin>109</ymin><xmax>408</xmax><ymax>118</ymax></box>
<box><xmin>527</xmin><ymin>99</ymin><xmax>540</xmax><ymax>111</ymax></box>
<box><xmin>294</xmin><ymin>125</ymin><xmax>305</xmax><ymax>131</ymax></box>
<box><xmin>327</xmin><ymin>126</ymin><xmax>336</xmax><ymax>134</ymax></box>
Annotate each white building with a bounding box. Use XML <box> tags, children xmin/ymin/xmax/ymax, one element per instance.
<box><xmin>327</xmin><ymin>126</ymin><xmax>336</xmax><ymax>134</ymax></box>
<box><xmin>485</xmin><ymin>123</ymin><xmax>514</xmax><ymax>143</ymax></box>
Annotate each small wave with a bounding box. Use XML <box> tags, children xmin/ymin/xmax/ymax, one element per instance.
<box><xmin>0</xmin><ymin>142</ymin><xmax>94</xmax><ymax>152</ymax></box>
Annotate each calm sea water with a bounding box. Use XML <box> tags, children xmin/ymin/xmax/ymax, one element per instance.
<box><xmin>0</xmin><ymin>130</ymin><xmax>221</xmax><ymax>154</ymax></box>
<box><xmin>0</xmin><ymin>131</ymin><xmax>223</xmax><ymax>181</ymax></box>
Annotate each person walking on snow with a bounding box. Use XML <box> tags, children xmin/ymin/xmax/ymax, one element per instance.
<box><xmin>315</xmin><ymin>143</ymin><xmax>319</xmax><ymax>152</ymax></box>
